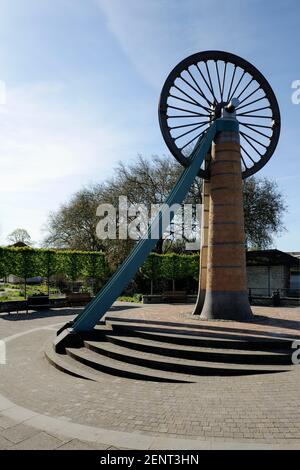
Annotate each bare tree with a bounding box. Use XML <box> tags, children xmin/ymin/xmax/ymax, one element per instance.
<box><xmin>243</xmin><ymin>177</ymin><xmax>286</xmax><ymax>249</ymax></box>
<box><xmin>44</xmin><ymin>185</ymin><xmax>108</xmax><ymax>251</ymax></box>
<box><xmin>7</xmin><ymin>228</ymin><xmax>32</xmax><ymax>245</ymax></box>
<box><xmin>43</xmin><ymin>155</ymin><xmax>286</xmax><ymax>265</ymax></box>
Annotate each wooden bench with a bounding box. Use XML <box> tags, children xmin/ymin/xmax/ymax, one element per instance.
<box><xmin>49</xmin><ymin>297</ymin><xmax>68</xmax><ymax>308</ymax></box>
<box><xmin>27</xmin><ymin>295</ymin><xmax>50</xmax><ymax>311</ymax></box>
<box><xmin>66</xmin><ymin>293</ymin><xmax>92</xmax><ymax>307</ymax></box>
<box><xmin>1</xmin><ymin>300</ymin><xmax>28</xmax><ymax>314</ymax></box>
<box><xmin>142</xmin><ymin>295</ymin><xmax>162</xmax><ymax>304</ymax></box>
<box><xmin>162</xmin><ymin>291</ymin><xmax>187</xmax><ymax>303</ymax></box>
<box><xmin>249</xmin><ymin>290</ymin><xmax>282</xmax><ymax>307</ymax></box>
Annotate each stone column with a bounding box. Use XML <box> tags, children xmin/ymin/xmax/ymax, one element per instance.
<box><xmin>200</xmin><ymin>130</ymin><xmax>252</xmax><ymax>320</ymax></box>
<box><xmin>193</xmin><ymin>170</ymin><xmax>210</xmax><ymax>315</ymax></box>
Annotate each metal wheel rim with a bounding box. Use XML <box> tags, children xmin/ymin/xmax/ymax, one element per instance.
<box><xmin>158</xmin><ymin>51</ymin><xmax>281</xmax><ymax>179</ymax></box>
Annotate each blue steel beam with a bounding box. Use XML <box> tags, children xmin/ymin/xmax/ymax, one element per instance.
<box><xmin>58</xmin><ymin>118</ymin><xmax>238</xmax><ymax>336</ymax></box>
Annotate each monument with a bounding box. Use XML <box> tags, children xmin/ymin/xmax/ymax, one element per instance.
<box><xmin>55</xmin><ymin>51</ymin><xmax>280</xmax><ymax>352</ymax></box>
<box><xmin>158</xmin><ymin>51</ymin><xmax>280</xmax><ymax>320</ymax></box>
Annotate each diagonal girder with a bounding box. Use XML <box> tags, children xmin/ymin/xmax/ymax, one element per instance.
<box><xmin>54</xmin><ymin>117</ymin><xmax>239</xmax><ymax>351</ymax></box>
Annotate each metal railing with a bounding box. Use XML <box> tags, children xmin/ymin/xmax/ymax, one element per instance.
<box><xmin>248</xmin><ymin>287</ymin><xmax>300</xmax><ymax>298</ymax></box>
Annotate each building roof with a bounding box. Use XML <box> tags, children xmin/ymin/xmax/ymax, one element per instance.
<box><xmin>7</xmin><ymin>241</ymin><xmax>29</xmax><ymax>248</ymax></box>
<box><xmin>287</xmin><ymin>251</ymin><xmax>300</xmax><ymax>259</ymax></box>
<box><xmin>246</xmin><ymin>249</ymin><xmax>300</xmax><ymax>267</ymax></box>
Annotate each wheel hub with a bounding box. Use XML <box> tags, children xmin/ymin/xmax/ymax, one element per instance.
<box><xmin>209</xmin><ymin>101</ymin><xmax>228</xmax><ymax>121</ymax></box>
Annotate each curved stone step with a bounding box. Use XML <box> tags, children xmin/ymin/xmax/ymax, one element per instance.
<box><xmin>105</xmin><ymin>316</ymin><xmax>298</xmax><ymax>342</ymax></box>
<box><xmin>107</xmin><ymin>321</ymin><xmax>293</xmax><ymax>352</ymax></box>
<box><xmin>105</xmin><ymin>334</ymin><xmax>291</xmax><ymax>365</ymax></box>
<box><xmin>84</xmin><ymin>340</ymin><xmax>290</xmax><ymax>376</ymax></box>
<box><xmin>66</xmin><ymin>346</ymin><xmax>193</xmax><ymax>383</ymax></box>
<box><xmin>47</xmin><ymin>342</ymin><xmax>183</xmax><ymax>384</ymax></box>
<box><xmin>45</xmin><ymin>343</ymin><xmax>100</xmax><ymax>382</ymax></box>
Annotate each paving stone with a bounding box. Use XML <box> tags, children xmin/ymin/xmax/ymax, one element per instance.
<box><xmin>0</xmin><ymin>304</ymin><xmax>300</xmax><ymax>448</ymax></box>
<box><xmin>58</xmin><ymin>439</ymin><xmax>108</xmax><ymax>450</ymax></box>
<box><xmin>0</xmin><ymin>434</ymin><xmax>13</xmax><ymax>450</ymax></box>
<box><xmin>10</xmin><ymin>432</ymin><xmax>63</xmax><ymax>450</ymax></box>
<box><xmin>1</xmin><ymin>423</ymin><xmax>39</xmax><ymax>444</ymax></box>
<box><xmin>0</xmin><ymin>414</ymin><xmax>17</xmax><ymax>430</ymax></box>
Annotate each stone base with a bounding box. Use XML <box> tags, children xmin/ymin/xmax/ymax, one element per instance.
<box><xmin>54</xmin><ymin>328</ymin><xmax>83</xmax><ymax>354</ymax></box>
<box><xmin>192</xmin><ymin>290</ymin><xmax>206</xmax><ymax>315</ymax></box>
<box><xmin>200</xmin><ymin>291</ymin><xmax>253</xmax><ymax>321</ymax></box>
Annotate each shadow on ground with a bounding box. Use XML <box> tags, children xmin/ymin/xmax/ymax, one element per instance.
<box><xmin>105</xmin><ymin>313</ymin><xmax>300</xmax><ymax>340</ymax></box>
<box><xmin>0</xmin><ymin>304</ymin><xmax>141</xmax><ymax>322</ymax></box>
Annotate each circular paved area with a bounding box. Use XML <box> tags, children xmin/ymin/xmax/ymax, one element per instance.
<box><xmin>0</xmin><ymin>303</ymin><xmax>299</xmax><ymax>450</ymax></box>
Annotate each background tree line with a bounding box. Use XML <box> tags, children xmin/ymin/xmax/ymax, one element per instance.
<box><xmin>0</xmin><ymin>247</ymin><xmax>109</xmax><ymax>297</ymax></box>
<box><xmin>44</xmin><ymin>154</ymin><xmax>286</xmax><ymax>266</ymax></box>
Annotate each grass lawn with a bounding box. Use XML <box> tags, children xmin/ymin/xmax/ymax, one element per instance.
<box><xmin>0</xmin><ymin>283</ymin><xmax>62</xmax><ymax>302</ymax></box>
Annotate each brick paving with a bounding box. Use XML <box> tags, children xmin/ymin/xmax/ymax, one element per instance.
<box><xmin>0</xmin><ymin>303</ymin><xmax>299</xmax><ymax>449</ymax></box>
<box><xmin>105</xmin><ymin>302</ymin><xmax>300</xmax><ymax>339</ymax></box>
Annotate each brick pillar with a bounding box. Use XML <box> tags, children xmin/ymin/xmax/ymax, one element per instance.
<box><xmin>200</xmin><ymin>131</ymin><xmax>253</xmax><ymax>320</ymax></box>
<box><xmin>193</xmin><ymin>176</ymin><xmax>210</xmax><ymax>314</ymax></box>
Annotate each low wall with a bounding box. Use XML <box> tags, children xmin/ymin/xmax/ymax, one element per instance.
<box><xmin>143</xmin><ymin>295</ymin><xmax>197</xmax><ymax>304</ymax></box>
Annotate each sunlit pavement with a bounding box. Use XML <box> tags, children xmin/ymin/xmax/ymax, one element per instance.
<box><xmin>0</xmin><ymin>303</ymin><xmax>300</xmax><ymax>450</ymax></box>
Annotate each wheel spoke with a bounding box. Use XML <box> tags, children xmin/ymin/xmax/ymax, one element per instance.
<box><xmin>170</xmin><ymin>94</ymin><xmax>199</xmax><ymax>107</ymax></box>
<box><xmin>227</xmin><ymin>65</ymin><xmax>237</xmax><ymax>101</ymax></box>
<box><xmin>187</xmin><ymin>69</ymin><xmax>212</xmax><ymax>110</ymax></box>
<box><xmin>168</xmin><ymin>105</ymin><xmax>208</xmax><ymax>117</ymax></box>
<box><xmin>240</xmin><ymin>152</ymin><xmax>248</xmax><ymax>169</ymax></box>
<box><xmin>221</xmin><ymin>61</ymin><xmax>227</xmax><ymax>101</ymax></box>
<box><xmin>236</xmin><ymin>78</ymin><xmax>253</xmax><ymax>100</ymax></box>
<box><xmin>179</xmin><ymin>75</ymin><xmax>212</xmax><ymax>108</ymax></box>
<box><xmin>195</xmin><ymin>63</ymin><xmax>215</xmax><ymax>104</ymax></box>
<box><xmin>237</xmin><ymin>121</ymin><xmax>273</xmax><ymax>129</ymax></box>
<box><xmin>238</xmin><ymin>85</ymin><xmax>261</xmax><ymax>106</ymax></box>
<box><xmin>237</xmin><ymin>95</ymin><xmax>267</xmax><ymax>111</ymax></box>
<box><xmin>229</xmin><ymin>70</ymin><xmax>246</xmax><ymax>101</ymax></box>
<box><xmin>240</xmin><ymin>144</ymin><xmax>256</xmax><ymax>164</ymax></box>
<box><xmin>237</xmin><ymin>114</ymin><xmax>272</xmax><ymax>119</ymax></box>
<box><xmin>240</xmin><ymin>131</ymin><xmax>268</xmax><ymax>149</ymax></box>
<box><xmin>180</xmin><ymin>129</ymin><xmax>207</xmax><ymax>150</ymax></box>
<box><xmin>204</xmin><ymin>61</ymin><xmax>218</xmax><ymax>104</ymax></box>
<box><xmin>169</xmin><ymin>121</ymin><xmax>209</xmax><ymax>130</ymax></box>
<box><xmin>237</xmin><ymin>105</ymin><xmax>271</xmax><ymax>116</ymax></box>
<box><xmin>167</xmin><ymin>114</ymin><xmax>209</xmax><ymax>118</ymax></box>
<box><xmin>241</xmin><ymin>134</ymin><xmax>263</xmax><ymax>156</ymax></box>
<box><xmin>169</xmin><ymin>93</ymin><xmax>210</xmax><ymax>112</ymax></box>
<box><xmin>215</xmin><ymin>61</ymin><xmax>222</xmax><ymax>100</ymax></box>
<box><xmin>193</xmin><ymin>129</ymin><xmax>208</xmax><ymax>149</ymax></box>
<box><xmin>173</xmin><ymin>84</ymin><xmax>200</xmax><ymax>105</ymax></box>
<box><xmin>174</xmin><ymin>121</ymin><xmax>208</xmax><ymax>140</ymax></box>
<box><xmin>240</xmin><ymin>122</ymin><xmax>271</xmax><ymax>139</ymax></box>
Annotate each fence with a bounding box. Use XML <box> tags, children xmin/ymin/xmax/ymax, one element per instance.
<box><xmin>248</xmin><ymin>287</ymin><xmax>300</xmax><ymax>298</ymax></box>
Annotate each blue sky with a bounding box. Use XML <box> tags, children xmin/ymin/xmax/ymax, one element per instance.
<box><xmin>0</xmin><ymin>0</ymin><xmax>299</xmax><ymax>250</ymax></box>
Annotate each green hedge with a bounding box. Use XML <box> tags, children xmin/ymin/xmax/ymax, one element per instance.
<box><xmin>0</xmin><ymin>247</ymin><xmax>199</xmax><ymax>291</ymax></box>
<box><xmin>140</xmin><ymin>253</ymin><xmax>199</xmax><ymax>284</ymax></box>
<box><xmin>0</xmin><ymin>247</ymin><xmax>109</xmax><ymax>282</ymax></box>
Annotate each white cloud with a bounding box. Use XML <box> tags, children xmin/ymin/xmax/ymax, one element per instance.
<box><xmin>0</xmin><ymin>81</ymin><xmax>137</xmax><ymax>192</ymax></box>
<box><xmin>0</xmin><ymin>79</ymin><xmax>145</xmax><ymax>244</ymax></box>
<box><xmin>95</xmin><ymin>0</ymin><xmax>259</xmax><ymax>89</ymax></box>
<box><xmin>95</xmin><ymin>0</ymin><xmax>188</xmax><ymax>88</ymax></box>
